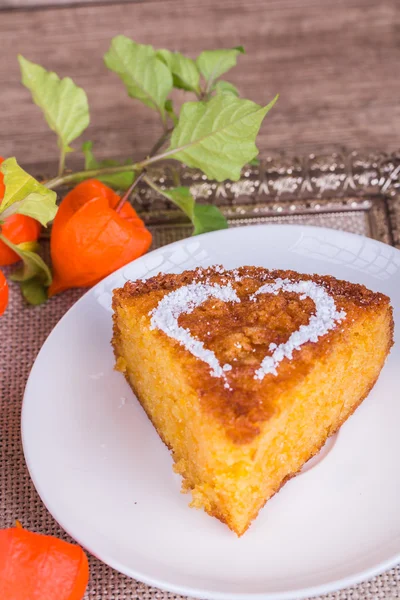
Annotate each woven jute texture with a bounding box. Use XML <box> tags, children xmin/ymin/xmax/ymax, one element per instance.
<box><xmin>1</xmin><ymin>211</ymin><xmax>399</xmax><ymax>600</ymax></box>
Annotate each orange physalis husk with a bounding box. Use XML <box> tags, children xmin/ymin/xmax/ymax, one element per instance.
<box><xmin>0</xmin><ymin>270</ymin><xmax>8</xmax><ymax>316</ymax></box>
<box><xmin>48</xmin><ymin>179</ymin><xmax>152</xmax><ymax>296</ymax></box>
<box><xmin>0</xmin><ymin>156</ymin><xmax>5</xmax><ymax>199</ymax></box>
<box><xmin>0</xmin><ymin>523</ymin><xmax>89</xmax><ymax>600</ymax></box>
<box><xmin>0</xmin><ymin>214</ymin><xmax>42</xmax><ymax>266</ymax></box>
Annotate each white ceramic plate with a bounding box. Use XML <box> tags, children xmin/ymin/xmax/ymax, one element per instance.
<box><xmin>22</xmin><ymin>225</ymin><xmax>400</xmax><ymax>600</ymax></box>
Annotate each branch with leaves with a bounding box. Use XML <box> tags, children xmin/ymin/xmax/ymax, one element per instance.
<box><xmin>0</xmin><ymin>36</ymin><xmax>278</xmax><ymax>310</ymax></box>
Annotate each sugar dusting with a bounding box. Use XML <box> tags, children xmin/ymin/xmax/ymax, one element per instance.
<box><xmin>149</xmin><ymin>282</ymin><xmax>240</xmax><ymax>378</ymax></box>
<box><xmin>251</xmin><ymin>278</ymin><xmax>346</xmax><ymax>380</ymax></box>
<box><xmin>149</xmin><ymin>273</ymin><xmax>346</xmax><ymax>382</ymax></box>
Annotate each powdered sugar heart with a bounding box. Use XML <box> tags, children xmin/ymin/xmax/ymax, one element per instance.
<box><xmin>149</xmin><ymin>282</ymin><xmax>240</xmax><ymax>378</ymax></box>
<box><xmin>250</xmin><ymin>279</ymin><xmax>346</xmax><ymax>379</ymax></box>
<box><xmin>149</xmin><ymin>277</ymin><xmax>346</xmax><ymax>382</ymax></box>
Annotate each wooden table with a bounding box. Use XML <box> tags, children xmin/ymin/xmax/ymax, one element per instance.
<box><xmin>1</xmin><ymin>0</ymin><xmax>399</xmax><ymax>176</ymax></box>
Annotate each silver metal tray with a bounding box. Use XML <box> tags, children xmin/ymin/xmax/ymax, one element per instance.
<box><xmin>132</xmin><ymin>151</ymin><xmax>400</xmax><ymax>250</ymax></box>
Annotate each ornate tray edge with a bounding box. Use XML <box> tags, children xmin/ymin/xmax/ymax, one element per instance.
<box><xmin>132</xmin><ymin>151</ymin><xmax>400</xmax><ymax>248</ymax></box>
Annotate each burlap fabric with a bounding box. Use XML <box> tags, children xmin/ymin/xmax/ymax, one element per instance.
<box><xmin>1</xmin><ymin>213</ymin><xmax>399</xmax><ymax>599</ymax></box>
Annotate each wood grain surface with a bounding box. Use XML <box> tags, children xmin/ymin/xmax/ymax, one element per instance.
<box><xmin>0</xmin><ymin>0</ymin><xmax>137</xmax><ymax>8</ymax></box>
<box><xmin>0</xmin><ymin>0</ymin><xmax>399</xmax><ymax>175</ymax></box>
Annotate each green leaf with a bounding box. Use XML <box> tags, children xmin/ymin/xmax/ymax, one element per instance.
<box><xmin>17</xmin><ymin>241</ymin><xmax>41</xmax><ymax>253</ymax></box>
<box><xmin>157</xmin><ymin>49</ymin><xmax>200</xmax><ymax>93</ymax></box>
<box><xmin>213</xmin><ymin>80</ymin><xmax>239</xmax><ymax>97</ymax></box>
<box><xmin>196</xmin><ymin>47</ymin><xmax>244</xmax><ymax>88</ymax></box>
<box><xmin>104</xmin><ymin>36</ymin><xmax>173</xmax><ymax>120</ymax></box>
<box><xmin>20</xmin><ymin>279</ymin><xmax>48</xmax><ymax>305</ymax></box>
<box><xmin>161</xmin><ymin>186</ymin><xmax>195</xmax><ymax>218</ymax></box>
<box><xmin>154</xmin><ymin>185</ymin><xmax>228</xmax><ymax>235</ymax></box>
<box><xmin>0</xmin><ymin>234</ymin><xmax>52</xmax><ymax>305</ymax></box>
<box><xmin>164</xmin><ymin>100</ymin><xmax>179</xmax><ymax>126</ymax></box>
<box><xmin>18</xmin><ymin>55</ymin><xmax>89</xmax><ymax>154</ymax></box>
<box><xmin>9</xmin><ymin>244</ymin><xmax>52</xmax><ymax>285</ymax></box>
<box><xmin>82</xmin><ymin>142</ymin><xmax>134</xmax><ymax>190</ymax></box>
<box><xmin>192</xmin><ymin>203</ymin><xmax>228</xmax><ymax>235</ymax></box>
<box><xmin>248</xmin><ymin>157</ymin><xmax>260</xmax><ymax>166</ymax></box>
<box><xmin>0</xmin><ymin>158</ymin><xmax>57</xmax><ymax>226</ymax></box>
<box><xmin>167</xmin><ymin>93</ymin><xmax>278</xmax><ymax>181</ymax></box>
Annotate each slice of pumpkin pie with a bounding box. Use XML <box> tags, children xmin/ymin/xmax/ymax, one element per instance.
<box><xmin>112</xmin><ymin>266</ymin><xmax>393</xmax><ymax>536</ymax></box>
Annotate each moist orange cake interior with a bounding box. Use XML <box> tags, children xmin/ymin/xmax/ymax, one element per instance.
<box><xmin>112</xmin><ymin>266</ymin><xmax>393</xmax><ymax>536</ymax></box>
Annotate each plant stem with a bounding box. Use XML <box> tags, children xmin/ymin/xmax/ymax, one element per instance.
<box><xmin>171</xmin><ymin>166</ymin><xmax>181</xmax><ymax>187</ymax></box>
<box><xmin>138</xmin><ymin>146</ymin><xmax>181</xmax><ymax>167</ymax></box>
<box><xmin>203</xmin><ymin>74</ymin><xmax>216</xmax><ymax>98</ymax></box>
<box><xmin>159</xmin><ymin>108</ymin><xmax>169</xmax><ymax>132</ymax></box>
<box><xmin>0</xmin><ymin>232</ymin><xmax>25</xmax><ymax>261</ymax></box>
<box><xmin>0</xmin><ymin>232</ymin><xmax>30</xmax><ymax>255</ymax></box>
<box><xmin>142</xmin><ymin>175</ymin><xmax>192</xmax><ymax>222</ymax></box>
<box><xmin>148</xmin><ymin>128</ymin><xmax>173</xmax><ymax>157</ymax></box>
<box><xmin>114</xmin><ymin>129</ymin><xmax>174</xmax><ymax>212</ymax></box>
<box><xmin>142</xmin><ymin>174</ymin><xmax>164</xmax><ymax>197</ymax></box>
<box><xmin>45</xmin><ymin>163</ymin><xmax>140</xmax><ymax>190</ymax></box>
<box><xmin>115</xmin><ymin>172</ymin><xmax>145</xmax><ymax>213</ymax></box>
<box><xmin>44</xmin><ymin>148</ymin><xmax>183</xmax><ymax>190</ymax></box>
<box><xmin>0</xmin><ymin>232</ymin><xmax>13</xmax><ymax>249</ymax></box>
<box><xmin>45</xmin><ymin>131</ymin><xmax>176</xmax><ymax>191</ymax></box>
<box><xmin>58</xmin><ymin>147</ymin><xmax>66</xmax><ymax>178</ymax></box>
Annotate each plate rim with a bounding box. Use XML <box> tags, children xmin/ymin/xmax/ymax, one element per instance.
<box><xmin>22</xmin><ymin>223</ymin><xmax>400</xmax><ymax>600</ymax></box>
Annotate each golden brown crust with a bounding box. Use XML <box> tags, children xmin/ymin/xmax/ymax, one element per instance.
<box><xmin>113</xmin><ymin>266</ymin><xmax>393</xmax><ymax>445</ymax></box>
<box><xmin>115</xmin><ymin>265</ymin><xmax>389</xmax><ymax>306</ymax></box>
